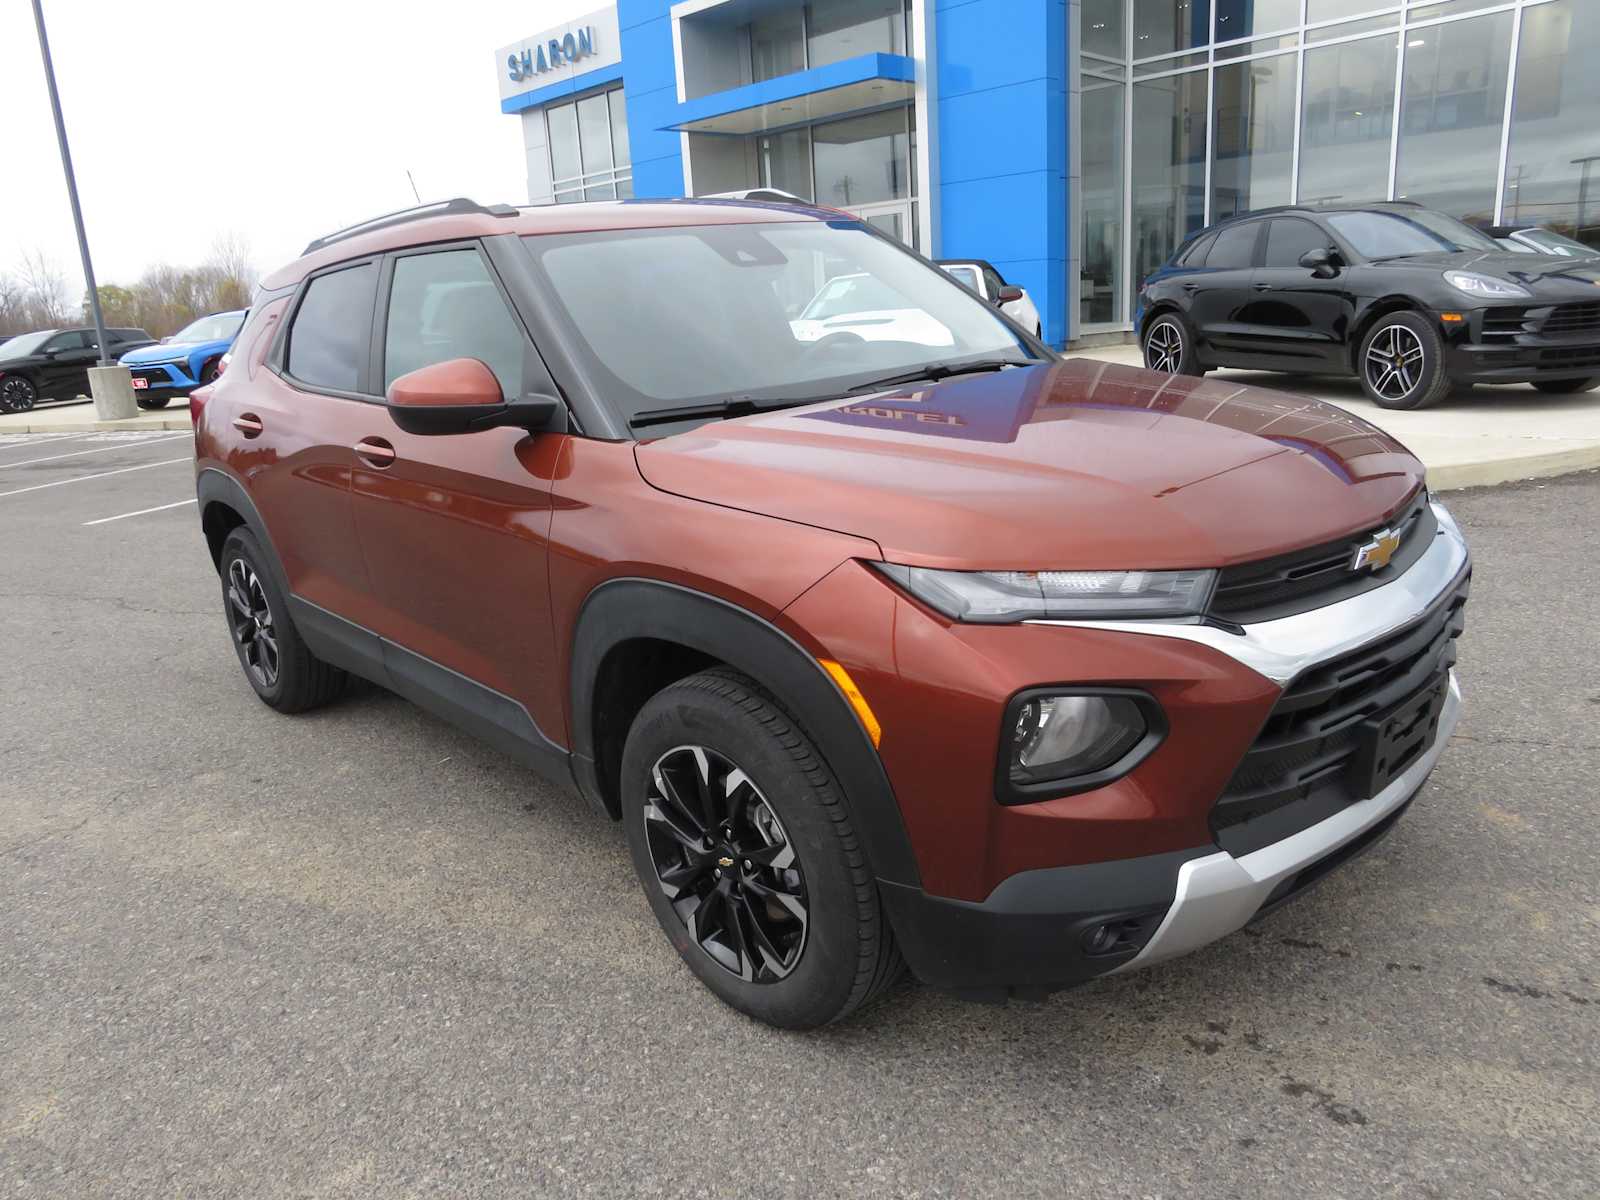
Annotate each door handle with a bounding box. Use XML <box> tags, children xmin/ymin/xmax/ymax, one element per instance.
<box><xmin>354</xmin><ymin>437</ymin><xmax>396</xmax><ymax>469</ymax></box>
<box><xmin>1181</xmin><ymin>283</ymin><xmax>1199</xmax><ymax>293</ymax></box>
<box><xmin>1253</xmin><ymin>283</ymin><xmax>1274</xmax><ymax>292</ymax></box>
<box><xmin>232</xmin><ymin>412</ymin><xmax>264</xmax><ymax>438</ymax></box>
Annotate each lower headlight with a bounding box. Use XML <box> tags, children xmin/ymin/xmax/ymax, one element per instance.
<box><xmin>1002</xmin><ymin>690</ymin><xmax>1162</xmax><ymax>801</ymax></box>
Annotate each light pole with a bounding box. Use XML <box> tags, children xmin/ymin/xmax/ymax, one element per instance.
<box><xmin>1572</xmin><ymin>155</ymin><xmax>1600</xmax><ymax>239</ymax></box>
<box><xmin>30</xmin><ymin>0</ymin><xmax>112</xmax><ymax>368</ymax></box>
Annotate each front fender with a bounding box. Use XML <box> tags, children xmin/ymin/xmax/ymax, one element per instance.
<box><xmin>568</xmin><ymin>577</ymin><xmax>922</xmax><ymax>888</ymax></box>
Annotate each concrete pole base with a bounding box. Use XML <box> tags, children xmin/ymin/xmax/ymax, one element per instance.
<box><xmin>88</xmin><ymin>365</ymin><xmax>138</xmax><ymax>420</ymax></box>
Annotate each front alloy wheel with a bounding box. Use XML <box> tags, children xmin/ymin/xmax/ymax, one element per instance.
<box><xmin>1363</xmin><ymin>324</ymin><xmax>1425</xmax><ymax>403</ymax></box>
<box><xmin>226</xmin><ymin>557</ymin><xmax>279</xmax><ymax>689</ymax></box>
<box><xmin>643</xmin><ymin>744</ymin><xmax>808</xmax><ymax>983</ymax></box>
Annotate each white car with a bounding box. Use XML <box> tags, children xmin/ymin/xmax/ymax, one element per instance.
<box><xmin>937</xmin><ymin>259</ymin><xmax>1041</xmax><ymax>337</ymax></box>
<box><xmin>1481</xmin><ymin>224</ymin><xmax>1598</xmax><ymax>258</ymax></box>
<box><xmin>789</xmin><ymin>273</ymin><xmax>955</xmax><ymax>349</ymax></box>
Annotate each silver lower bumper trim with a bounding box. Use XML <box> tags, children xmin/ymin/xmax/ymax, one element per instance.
<box><xmin>1112</xmin><ymin>671</ymin><xmax>1462</xmax><ymax>974</ymax></box>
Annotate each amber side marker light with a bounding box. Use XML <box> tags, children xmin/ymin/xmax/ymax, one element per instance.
<box><xmin>1440</xmin><ymin>312</ymin><xmax>1466</xmax><ymax>324</ymax></box>
<box><xmin>819</xmin><ymin>659</ymin><xmax>882</xmax><ymax>748</ymax></box>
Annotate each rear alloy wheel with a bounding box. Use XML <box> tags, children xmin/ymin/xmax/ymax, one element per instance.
<box><xmin>1141</xmin><ymin>313</ymin><xmax>1203</xmax><ymax>376</ymax></box>
<box><xmin>1531</xmin><ymin>377</ymin><xmax>1599</xmax><ymax>394</ymax></box>
<box><xmin>621</xmin><ymin>670</ymin><xmax>904</xmax><ymax>1028</ymax></box>
<box><xmin>1</xmin><ymin>375</ymin><xmax>38</xmax><ymax>413</ymax></box>
<box><xmin>1358</xmin><ymin>312</ymin><xmax>1452</xmax><ymax>409</ymax></box>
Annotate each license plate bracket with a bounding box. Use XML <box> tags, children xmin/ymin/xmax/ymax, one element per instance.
<box><xmin>130</xmin><ymin>376</ymin><xmax>148</xmax><ymax>390</ymax></box>
<box><xmin>1351</xmin><ymin>673</ymin><xmax>1449</xmax><ymax>798</ymax></box>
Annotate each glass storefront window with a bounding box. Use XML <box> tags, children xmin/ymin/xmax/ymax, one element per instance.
<box><xmin>1503</xmin><ymin>0</ymin><xmax>1600</xmax><ymax>247</ymax></box>
<box><xmin>1083</xmin><ymin>0</ymin><xmax>1125</xmax><ymax>59</ymax></box>
<box><xmin>751</xmin><ymin>7</ymin><xmax>806</xmax><ymax>82</ymax></box>
<box><xmin>807</xmin><ymin>0</ymin><xmax>907</xmax><ymax>65</ymax></box>
<box><xmin>1080</xmin><ymin>81</ymin><xmax>1126</xmax><ymax>326</ymax></box>
<box><xmin>1298</xmin><ymin>33</ymin><xmax>1398</xmax><ymax>206</ymax></box>
<box><xmin>812</xmin><ymin>109</ymin><xmax>912</xmax><ymax>207</ymax></box>
<box><xmin>1211</xmin><ymin>52</ymin><xmax>1297</xmax><ymax>220</ymax></box>
<box><xmin>1132</xmin><ymin>70</ymin><xmax>1208</xmax><ymax>304</ymax></box>
<box><xmin>1133</xmin><ymin>0</ymin><xmax>1212</xmax><ymax>59</ymax></box>
<box><xmin>760</xmin><ymin>128</ymin><xmax>815</xmax><ymax>201</ymax></box>
<box><xmin>543</xmin><ymin>87</ymin><xmax>632</xmax><ymax>204</ymax></box>
<box><xmin>1214</xmin><ymin>0</ymin><xmax>1299</xmax><ymax>41</ymax></box>
<box><xmin>1394</xmin><ymin>10</ymin><xmax>1512</xmax><ymax>221</ymax></box>
<box><xmin>1307</xmin><ymin>0</ymin><xmax>1398</xmax><ymax>23</ymax></box>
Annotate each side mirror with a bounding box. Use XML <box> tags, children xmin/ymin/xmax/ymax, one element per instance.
<box><xmin>1298</xmin><ymin>247</ymin><xmax>1341</xmax><ymax>278</ymax></box>
<box><xmin>996</xmin><ymin>285</ymin><xmax>1024</xmax><ymax>304</ymax></box>
<box><xmin>385</xmin><ymin>357</ymin><xmax>560</xmax><ymax>436</ymax></box>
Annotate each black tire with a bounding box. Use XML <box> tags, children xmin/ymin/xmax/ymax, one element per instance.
<box><xmin>1357</xmin><ymin>312</ymin><xmax>1452</xmax><ymax>410</ymax></box>
<box><xmin>199</xmin><ymin>359</ymin><xmax>222</xmax><ymax>386</ymax></box>
<box><xmin>1140</xmin><ymin>311</ymin><xmax>1205</xmax><ymax>376</ymax></box>
<box><xmin>1</xmin><ymin>374</ymin><xmax>38</xmax><ymax>413</ymax></box>
<box><xmin>1531</xmin><ymin>377</ymin><xmax>1600</xmax><ymax>394</ymax></box>
<box><xmin>218</xmin><ymin>528</ymin><xmax>345</xmax><ymax>713</ymax></box>
<box><xmin>135</xmin><ymin>395</ymin><xmax>172</xmax><ymax>410</ymax></box>
<box><xmin>621</xmin><ymin>669</ymin><xmax>904</xmax><ymax>1028</ymax></box>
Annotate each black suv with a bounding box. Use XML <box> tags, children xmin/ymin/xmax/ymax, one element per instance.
<box><xmin>0</xmin><ymin>327</ymin><xmax>155</xmax><ymax>412</ymax></box>
<box><xmin>1136</xmin><ymin>202</ymin><xmax>1600</xmax><ymax>409</ymax></box>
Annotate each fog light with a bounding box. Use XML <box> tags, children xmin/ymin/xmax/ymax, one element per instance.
<box><xmin>1008</xmin><ymin>694</ymin><xmax>1146</xmax><ymax>787</ymax></box>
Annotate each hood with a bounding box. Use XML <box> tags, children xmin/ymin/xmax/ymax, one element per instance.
<box><xmin>119</xmin><ymin>340</ymin><xmax>205</xmax><ymax>364</ymax></box>
<box><xmin>633</xmin><ymin>359</ymin><xmax>1423</xmax><ymax>571</ymax></box>
<box><xmin>1371</xmin><ymin>250</ymin><xmax>1600</xmax><ymax>295</ymax></box>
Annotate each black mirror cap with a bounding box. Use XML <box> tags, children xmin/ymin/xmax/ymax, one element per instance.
<box><xmin>387</xmin><ymin>393</ymin><xmax>563</xmax><ymax>437</ymax></box>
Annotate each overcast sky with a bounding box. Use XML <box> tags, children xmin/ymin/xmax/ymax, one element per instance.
<box><xmin>2</xmin><ymin>0</ymin><xmax>597</xmax><ymax>302</ymax></box>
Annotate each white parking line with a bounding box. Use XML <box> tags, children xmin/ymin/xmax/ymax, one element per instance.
<box><xmin>0</xmin><ymin>456</ymin><xmax>191</xmax><ymax>499</ymax></box>
<box><xmin>0</xmin><ymin>433</ymin><xmax>189</xmax><ymax>470</ymax></box>
<box><xmin>81</xmin><ymin>497</ymin><xmax>198</xmax><ymax>526</ymax></box>
<box><xmin>0</xmin><ymin>433</ymin><xmax>95</xmax><ymax>454</ymax></box>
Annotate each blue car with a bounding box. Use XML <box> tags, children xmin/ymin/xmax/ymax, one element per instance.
<box><xmin>119</xmin><ymin>309</ymin><xmax>246</xmax><ymax>409</ymax></box>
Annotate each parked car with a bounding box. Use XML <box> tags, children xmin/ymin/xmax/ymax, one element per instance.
<box><xmin>937</xmin><ymin>259</ymin><xmax>1042</xmax><ymax>337</ymax></box>
<box><xmin>0</xmin><ymin>326</ymin><xmax>155</xmax><ymax>412</ymax></box>
<box><xmin>1137</xmin><ymin>201</ymin><xmax>1600</xmax><ymax>409</ymax></box>
<box><xmin>789</xmin><ymin>272</ymin><xmax>954</xmax><ymax>347</ymax></box>
<box><xmin>1476</xmin><ymin>222</ymin><xmax>1598</xmax><ymax>259</ymax></box>
<box><xmin>194</xmin><ymin>196</ymin><xmax>1468</xmax><ymax>1028</ymax></box>
<box><xmin>119</xmin><ymin>310</ymin><xmax>246</xmax><ymax>409</ymax></box>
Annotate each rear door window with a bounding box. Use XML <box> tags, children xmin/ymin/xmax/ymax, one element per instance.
<box><xmin>1204</xmin><ymin>222</ymin><xmax>1262</xmax><ymax>270</ymax></box>
<box><xmin>381</xmin><ymin>248</ymin><xmax>528</xmax><ymax>398</ymax></box>
<box><xmin>286</xmin><ymin>262</ymin><xmax>378</xmax><ymax>393</ymax></box>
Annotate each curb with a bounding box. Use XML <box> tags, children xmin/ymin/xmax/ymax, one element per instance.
<box><xmin>4</xmin><ymin>416</ymin><xmax>193</xmax><ymax>433</ymax></box>
<box><xmin>1428</xmin><ymin>443</ymin><xmax>1600</xmax><ymax>491</ymax></box>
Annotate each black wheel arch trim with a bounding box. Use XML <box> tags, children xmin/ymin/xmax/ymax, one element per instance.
<box><xmin>569</xmin><ymin>577</ymin><xmax>923</xmax><ymax>888</ymax></box>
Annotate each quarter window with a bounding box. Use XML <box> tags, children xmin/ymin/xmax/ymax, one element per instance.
<box><xmin>383</xmin><ymin>249</ymin><xmax>526</xmax><ymax>399</ymax></box>
<box><xmin>1263</xmin><ymin>219</ymin><xmax>1328</xmax><ymax>268</ymax></box>
<box><xmin>286</xmin><ymin>263</ymin><xmax>377</xmax><ymax>393</ymax></box>
<box><xmin>1205</xmin><ymin>221</ymin><xmax>1261</xmax><ymax>269</ymax></box>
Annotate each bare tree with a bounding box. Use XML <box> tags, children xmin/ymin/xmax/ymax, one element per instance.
<box><xmin>16</xmin><ymin>251</ymin><xmax>71</xmax><ymax>327</ymax></box>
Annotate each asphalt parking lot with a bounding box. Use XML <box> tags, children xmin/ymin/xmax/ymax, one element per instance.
<box><xmin>1</xmin><ymin>430</ymin><xmax>1596</xmax><ymax>1198</ymax></box>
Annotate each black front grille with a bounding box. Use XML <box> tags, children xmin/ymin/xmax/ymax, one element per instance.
<box><xmin>1535</xmin><ymin>344</ymin><xmax>1600</xmax><ymax>368</ymax></box>
<box><xmin>1542</xmin><ymin>301</ymin><xmax>1600</xmax><ymax>337</ymax></box>
<box><xmin>1210</xmin><ymin>575</ymin><xmax>1468</xmax><ymax>856</ymax></box>
<box><xmin>1210</xmin><ymin>490</ymin><xmax>1435</xmax><ymax>624</ymax></box>
<box><xmin>1480</xmin><ymin>308</ymin><xmax>1530</xmax><ymax>341</ymax></box>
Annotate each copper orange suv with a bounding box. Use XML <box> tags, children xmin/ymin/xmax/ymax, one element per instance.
<box><xmin>192</xmin><ymin>198</ymin><xmax>1469</xmax><ymax>1028</ymax></box>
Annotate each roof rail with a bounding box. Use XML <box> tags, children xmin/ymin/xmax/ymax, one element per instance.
<box><xmin>301</xmin><ymin>197</ymin><xmax>519</xmax><ymax>256</ymax></box>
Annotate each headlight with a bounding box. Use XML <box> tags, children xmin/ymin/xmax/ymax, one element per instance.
<box><xmin>1443</xmin><ymin>270</ymin><xmax>1531</xmax><ymax>300</ymax></box>
<box><xmin>873</xmin><ymin>563</ymin><xmax>1217</xmax><ymax>623</ymax></box>
<box><xmin>1001</xmin><ymin>690</ymin><xmax>1163</xmax><ymax>801</ymax></box>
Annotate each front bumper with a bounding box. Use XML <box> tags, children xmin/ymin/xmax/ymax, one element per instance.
<box><xmin>125</xmin><ymin>362</ymin><xmax>198</xmax><ymax>392</ymax></box>
<box><xmin>1444</xmin><ymin>308</ymin><xmax>1600</xmax><ymax>383</ymax></box>
<box><xmin>874</xmin><ymin>501</ymin><xmax>1469</xmax><ymax>998</ymax></box>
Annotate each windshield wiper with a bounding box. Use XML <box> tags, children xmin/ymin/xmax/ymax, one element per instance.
<box><xmin>629</xmin><ymin>395</ymin><xmax>824</xmax><ymax>430</ymax></box>
<box><xmin>844</xmin><ymin>357</ymin><xmax>1035</xmax><ymax>395</ymax></box>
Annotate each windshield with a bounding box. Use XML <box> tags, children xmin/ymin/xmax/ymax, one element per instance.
<box><xmin>0</xmin><ymin>330</ymin><xmax>56</xmax><ymax>360</ymax></box>
<box><xmin>520</xmin><ymin>221</ymin><xmax>1032</xmax><ymax>426</ymax></box>
<box><xmin>172</xmin><ymin>312</ymin><xmax>244</xmax><ymax>343</ymax></box>
<box><xmin>1327</xmin><ymin>209</ymin><xmax>1501</xmax><ymax>259</ymax></box>
<box><xmin>1522</xmin><ymin>228</ymin><xmax>1595</xmax><ymax>256</ymax></box>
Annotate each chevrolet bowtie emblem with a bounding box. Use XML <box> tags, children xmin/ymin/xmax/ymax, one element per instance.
<box><xmin>718</xmin><ymin>856</ymin><xmax>735</xmax><ymax>868</ymax></box>
<box><xmin>1352</xmin><ymin>528</ymin><xmax>1402</xmax><ymax>572</ymax></box>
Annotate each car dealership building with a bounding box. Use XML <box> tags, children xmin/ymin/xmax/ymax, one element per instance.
<box><xmin>496</xmin><ymin>1</ymin><xmax>1600</xmax><ymax>347</ymax></box>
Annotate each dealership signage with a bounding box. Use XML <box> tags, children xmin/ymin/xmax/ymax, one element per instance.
<box><xmin>508</xmin><ymin>27</ymin><xmax>596</xmax><ymax>81</ymax></box>
<box><xmin>496</xmin><ymin>6</ymin><xmax>623</xmax><ymax>101</ymax></box>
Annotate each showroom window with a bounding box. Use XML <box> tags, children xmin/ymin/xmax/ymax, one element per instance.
<box><xmin>755</xmin><ymin>106</ymin><xmax>920</xmax><ymax>247</ymax></box>
<box><xmin>747</xmin><ymin>1</ymin><xmax>910</xmax><ymax>85</ymax></box>
<box><xmin>1077</xmin><ymin>0</ymin><xmax>1589</xmax><ymax>336</ymax></box>
<box><xmin>543</xmin><ymin>86</ymin><xmax>632</xmax><ymax>203</ymax></box>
